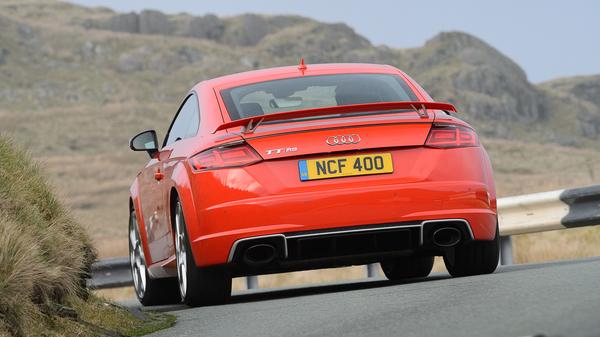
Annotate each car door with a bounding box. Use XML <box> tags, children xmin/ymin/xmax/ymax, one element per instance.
<box><xmin>149</xmin><ymin>93</ymin><xmax>201</xmax><ymax>262</ymax></box>
<box><xmin>137</xmin><ymin>152</ymin><xmax>163</xmax><ymax>265</ymax></box>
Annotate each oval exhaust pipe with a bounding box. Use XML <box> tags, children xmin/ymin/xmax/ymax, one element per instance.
<box><xmin>432</xmin><ymin>227</ymin><xmax>462</xmax><ymax>247</ymax></box>
<box><xmin>243</xmin><ymin>244</ymin><xmax>277</xmax><ymax>266</ymax></box>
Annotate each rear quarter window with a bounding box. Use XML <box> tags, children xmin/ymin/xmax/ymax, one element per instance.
<box><xmin>163</xmin><ymin>94</ymin><xmax>200</xmax><ymax>147</ymax></box>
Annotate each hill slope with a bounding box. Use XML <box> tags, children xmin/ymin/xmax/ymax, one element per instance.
<box><xmin>0</xmin><ymin>0</ymin><xmax>598</xmax><ymax>264</ymax></box>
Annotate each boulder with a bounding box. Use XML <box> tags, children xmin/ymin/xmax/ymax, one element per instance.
<box><xmin>0</xmin><ymin>48</ymin><xmax>8</xmax><ymax>65</ymax></box>
<box><xmin>104</xmin><ymin>12</ymin><xmax>139</xmax><ymax>33</ymax></box>
<box><xmin>139</xmin><ymin>10</ymin><xmax>173</xmax><ymax>35</ymax></box>
<box><xmin>186</xmin><ymin>14</ymin><xmax>224</xmax><ymax>40</ymax></box>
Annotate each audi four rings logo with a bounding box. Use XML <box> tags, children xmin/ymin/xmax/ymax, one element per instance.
<box><xmin>326</xmin><ymin>134</ymin><xmax>362</xmax><ymax>146</ymax></box>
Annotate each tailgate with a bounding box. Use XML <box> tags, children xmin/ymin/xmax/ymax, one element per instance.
<box><xmin>244</xmin><ymin>119</ymin><xmax>433</xmax><ymax>160</ymax></box>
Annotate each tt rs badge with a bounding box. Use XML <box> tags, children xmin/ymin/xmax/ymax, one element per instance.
<box><xmin>266</xmin><ymin>147</ymin><xmax>298</xmax><ymax>155</ymax></box>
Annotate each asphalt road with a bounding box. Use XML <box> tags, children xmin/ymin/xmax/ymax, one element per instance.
<box><xmin>134</xmin><ymin>257</ymin><xmax>600</xmax><ymax>337</ymax></box>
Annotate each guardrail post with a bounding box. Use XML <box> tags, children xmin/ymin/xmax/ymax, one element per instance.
<box><xmin>246</xmin><ymin>275</ymin><xmax>259</xmax><ymax>289</ymax></box>
<box><xmin>500</xmin><ymin>236</ymin><xmax>513</xmax><ymax>265</ymax></box>
<box><xmin>366</xmin><ymin>263</ymin><xmax>378</xmax><ymax>278</ymax></box>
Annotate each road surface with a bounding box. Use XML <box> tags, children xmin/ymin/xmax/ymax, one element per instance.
<box><xmin>130</xmin><ymin>257</ymin><xmax>600</xmax><ymax>337</ymax></box>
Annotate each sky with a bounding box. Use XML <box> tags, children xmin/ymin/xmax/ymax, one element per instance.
<box><xmin>70</xmin><ymin>0</ymin><xmax>600</xmax><ymax>83</ymax></box>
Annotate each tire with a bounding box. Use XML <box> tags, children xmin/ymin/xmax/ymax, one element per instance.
<box><xmin>174</xmin><ymin>199</ymin><xmax>231</xmax><ymax>306</ymax></box>
<box><xmin>443</xmin><ymin>224</ymin><xmax>500</xmax><ymax>277</ymax></box>
<box><xmin>381</xmin><ymin>255</ymin><xmax>434</xmax><ymax>281</ymax></box>
<box><xmin>129</xmin><ymin>210</ymin><xmax>181</xmax><ymax>306</ymax></box>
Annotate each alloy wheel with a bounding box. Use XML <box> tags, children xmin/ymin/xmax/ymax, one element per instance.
<box><xmin>129</xmin><ymin>213</ymin><xmax>147</xmax><ymax>299</ymax></box>
<box><xmin>174</xmin><ymin>201</ymin><xmax>188</xmax><ymax>299</ymax></box>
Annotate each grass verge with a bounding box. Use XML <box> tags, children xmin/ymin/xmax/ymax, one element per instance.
<box><xmin>0</xmin><ymin>136</ymin><xmax>173</xmax><ymax>336</ymax></box>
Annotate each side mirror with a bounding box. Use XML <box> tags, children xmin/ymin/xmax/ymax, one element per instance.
<box><xmin>129</xmin><ymin>130</ymin><xmax>159</xmax><ymax>158</ymax></box>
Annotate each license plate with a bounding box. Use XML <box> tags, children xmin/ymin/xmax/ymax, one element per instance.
<box><xmin>298</xmin><ymin>153</ymin><xmax>393</xmax><ymax>181</ymax></box>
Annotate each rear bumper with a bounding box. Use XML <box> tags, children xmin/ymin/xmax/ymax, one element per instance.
<box><xmin>188</xmin><ymin>179</ymin><xmax>497</xmax><ymax>267</ymax></box>
<box><xmin>225</xmin><ymin>219</ymin><xmax>477</xmax><ymax>277</ymax></box>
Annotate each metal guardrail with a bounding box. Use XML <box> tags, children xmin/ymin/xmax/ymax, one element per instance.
<box><xmin>497</xmin><ymin>184</ymin><xmax>600</xmax><ymax>264</ymax></box>
<box><xmin>88</xmin><ymin>257</ymin><xmax>132</xmax><ymax>289</ymax></box>
<box><xmin>89</xmin><ymin>184</ymin><xmax>600</xmax><ymax>290</ymax></box>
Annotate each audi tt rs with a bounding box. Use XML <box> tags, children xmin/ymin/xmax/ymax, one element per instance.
<box><xmin>128</xmin><ymin>62</ymin><xmax>499</xmax><ymax>306</ymax></box>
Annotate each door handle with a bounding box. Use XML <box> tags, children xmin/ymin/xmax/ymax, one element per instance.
<box><xmin>154</xmin><ymin>169</ymin><xmax>164</xmax><ymax>181</ymax></box>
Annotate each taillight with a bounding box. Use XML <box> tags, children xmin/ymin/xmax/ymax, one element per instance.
<box><xmin>189</xmin><ymin>143</ymin><xmax>262</xmax><ymax>172</ymax></box>
<box><xmin>425</xmin><ymin>124</ymin><xmax>479</xmax><ymax>148</ymax></box>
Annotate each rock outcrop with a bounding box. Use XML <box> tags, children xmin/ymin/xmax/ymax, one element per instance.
<box><xmin>409</xmin><ymin>32</ymin><xmax>545</xmax><ymax>125</ymax></box>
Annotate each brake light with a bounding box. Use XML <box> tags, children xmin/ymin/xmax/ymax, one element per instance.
<box><xmin>425</xmin><ymin>124</ymin><xmax>479</xmax><ymax>148</ymax></box>
<box><xmin>189</xmin><ymin>143</ymin><xmax>262</xmax><ymax>171</ymax></box>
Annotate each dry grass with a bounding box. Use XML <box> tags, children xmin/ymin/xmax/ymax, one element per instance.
<box><xmin>0</xmin><ymin>137</ymin><xmax>174</xmax><ymax>336</ymax></box>
<box><xmin>0</xmin><ymin>136</ymin><xmax>95</xmax><ymax>336</ymax></box>
<box><xmin>234</xmin><ymin>266</ymin><xmax>370</xmax><ymax>291</ymax></box>
<box><xmin>513</xmin><ymin>227</ymin><xmax>600</xmax><ymax>264</ymax></box>
<box><xmin>93</xmin><ymin>286</ymin><xmax>136</xmax><ymax>301</ymax></box>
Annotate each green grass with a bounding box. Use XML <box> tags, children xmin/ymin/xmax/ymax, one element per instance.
<box><xmin>73</xmin><ymin>296</ymin><xmax>176</xmax><ymax>337</ymax></box>
<box><xmin>0</xmin><ymin>136</ymin><xmax>173</xmax><ymax>336</ymax></box>
<box><xmin>0</xmin><ymin>293</ymin><xmax>175</xmax><ymax>337</ymax></box>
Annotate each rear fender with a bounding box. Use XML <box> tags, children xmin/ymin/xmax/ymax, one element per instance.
<box><xmin>481</xmin><ymin>145</ymin><xmax>497</xmax><ymax>211</ymax></box>
<box><xmin>169</xmin><ymin>162</ymin><xmax>202</xmax><ymax>260</ymax></box>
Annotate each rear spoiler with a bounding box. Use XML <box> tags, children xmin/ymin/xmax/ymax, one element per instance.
<box><xmin>214</xmin><ymin>101</ymin><xmax>457</xmax><ymax>133</ymax></box>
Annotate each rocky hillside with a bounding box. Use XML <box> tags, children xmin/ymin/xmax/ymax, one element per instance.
<box><xmin>0</xmin><ymin>0</ymin><xmax>598</xmax><ymax>258</ymax></box>
<box><xmin>539</xmin><ymin>75</ymin><xmax>600</xmax><ymax>139</ymax></box>
<box><xmin>79</xmin><ymin>7</ymin><xmax>600</xmax><ymax>143</ymax></box>
<box><xmin>1</xmin><ymin>0</ymin><xmax>599</xmax><ymax>148</ymax></box>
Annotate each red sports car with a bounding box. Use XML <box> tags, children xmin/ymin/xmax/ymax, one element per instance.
<box><xmin>128</xmin><ymin>62</ymin><xmax>499</xmax><ymax>306</ymax></box>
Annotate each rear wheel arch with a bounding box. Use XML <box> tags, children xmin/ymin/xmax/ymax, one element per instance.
<box><xmin>168</xmin><ymin>185</ymin><xmax>195</xmax><ymax>229</ymax></box>
<box><xmin>169</xmin><ymin>187</ymin><xmax>199</xmax><ymax>266</ymax></box>
<box><xmin>168</xmin><ymin>163</ymin><xmax>201</xmax><ymax>241</ymax></box>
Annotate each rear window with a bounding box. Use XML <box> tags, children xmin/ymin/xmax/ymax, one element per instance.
<box><xmin>221</xmin><ymin>73</ymin><xmax>418</xmax><ymax>121</ymax></box>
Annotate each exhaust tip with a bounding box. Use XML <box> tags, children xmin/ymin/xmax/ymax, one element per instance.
<box><xmin>432</xmin><ymin>227</ymin><xmax>462</xmax><ymax>247</ymax></box>
<box><xmin>243</xmin><ymin>244</ymin><xmax>277</xmax><ymax>266</ymax></box>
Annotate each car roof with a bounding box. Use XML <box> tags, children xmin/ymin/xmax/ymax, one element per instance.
<box><xmin>197</xmin><ymin>63</ymin><xmax>403</xmax><ymax>90</ymax></box>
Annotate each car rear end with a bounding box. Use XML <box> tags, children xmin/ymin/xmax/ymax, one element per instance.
<box><xmin>185</xmin><ymin>67</ymin><xmax>497</xmax><ymax>276</ymax></box>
